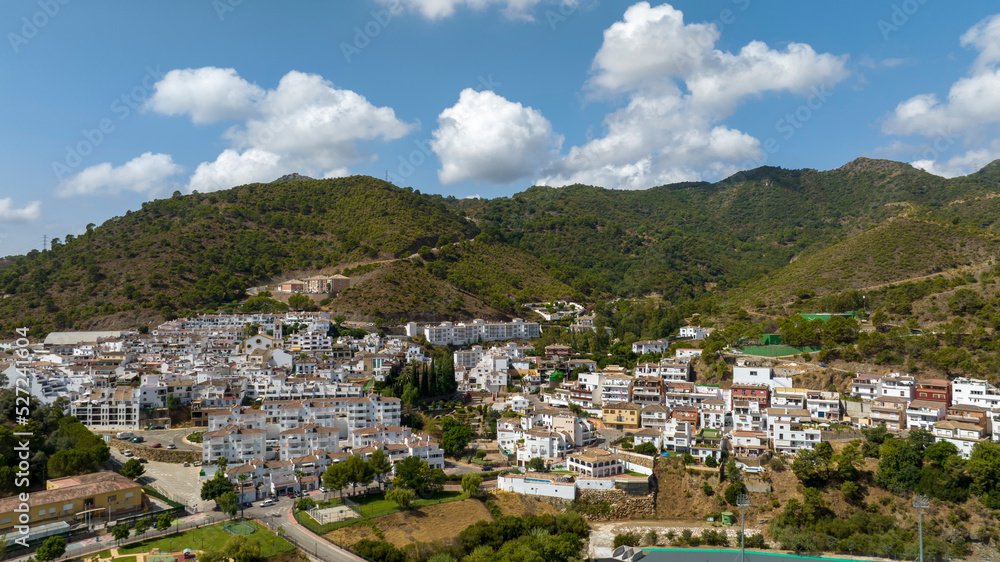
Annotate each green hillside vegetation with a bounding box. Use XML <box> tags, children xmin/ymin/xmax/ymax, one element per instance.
<box><xmin>464</xmin><ymin>158</ymin><xmax>1000</xmax><ymax>301</ymax></box>
<box><xmin>3</xmin><ymin>159</ymin><xmax>1000</xmax><ymax>337</ymax></box>
<box><xmin>733</xmin><ymin>218</ymin><xmax>999</xmax><ymax>306</ymax></box>
<box><xmin>0</xmin><ymin>176</ymin><xmax>476</xmax><ymax>336</ymax></box>
<box><xmin>325</xmin><ymin>260</ymin><xmax>497</xmax><ymax>322</ymax></box>
<box><xmin>0</xmin><ymin>391</ymin><xmax>110</xmax><ymax>493</ymax></box>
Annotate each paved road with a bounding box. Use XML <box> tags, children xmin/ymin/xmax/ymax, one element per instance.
<box><xmin>97</xmin><ymin>427</ymin><xmax>203</xmax><ymax>451</ymax></box>
<box><xmin>241</xmin><ymin>493</ymin><xmax>362</xmax><ymax>561</ymax></box>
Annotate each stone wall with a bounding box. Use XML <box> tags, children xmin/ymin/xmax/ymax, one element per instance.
<box><xmin>577</xmin><ymin>488</ymin><xmax>655</xmax><ymax>520</ymax></box>
<box><xmin>111</xmin><ymin>438</ymin><xmax>199</xmax><ymax>463</ymax></box>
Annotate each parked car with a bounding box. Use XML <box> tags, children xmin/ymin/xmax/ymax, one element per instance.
<box><xmin>259</xmin><ymin>499</ymin><xmax>274</xmax><ymax>507</ymax></box>
<box><xmin>130</xmin><ymin>437</ymin><xmax>144</xmax><ymax>443</ymax></box>
<box><xmin>123</xmin><ymin>450</ymin><xmax>133</xmax><ymax>457</ymax></box>
<box><xmin>151</xmin><ymin>443</ymin><xmax>161</xmax><ymax>448</ymax></box>
<box><xmin>137</xmin><ymin>458</ymin><xmax>148</xmax><ymax>463</ymax></box>
<box><xmin>182</xmin><ymin>461</ymin><xmax>190</xmax><ymax>467</ymax></box>
<box><xmin>286</xmin><ymin>491</ymin><xmax>295</xmax><ymax>499</ymax></box>
<box><xmin>166</xmin><ymin>444</ymin><xmax>177</xmax><ymax>450</ymax></box>
<box><xmin>481</xmin><ymin>465</ymin><xmax>491</xmax><ymax>471</ymax></box>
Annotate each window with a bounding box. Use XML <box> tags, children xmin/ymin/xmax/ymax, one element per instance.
<box><xmin>63</xmin><ymin>503</ymin><xmax>74</xmax><ymax>511</ymax></box>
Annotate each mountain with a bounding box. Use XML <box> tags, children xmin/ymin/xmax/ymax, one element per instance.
<box><xmin>3</xmin><ymin>159</ymin><xmax>1000</xmax><ymax>336</ymax></box>
<box><xmin>731</xmin><ymin>217</ymin><xmax>999</xmax><ymax>306</ymax></box>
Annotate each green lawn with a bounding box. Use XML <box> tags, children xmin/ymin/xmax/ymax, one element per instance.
<box><xmin>93</xmin><ymin>549</ymin><xmax>112</xmax><ymax>559</ymax></box>
<box><xmin>118</xmin><ymin>521</ymin><xmax>294</xmax><ymax>558</ymax></box>
<box><xmin>113</xmin><ymin>557</ymin><xmax>138</xmax><ymax>562</ymax></box>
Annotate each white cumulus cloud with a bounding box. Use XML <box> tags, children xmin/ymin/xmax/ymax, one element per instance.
<box><xmin>56</xmin><ymin>152</ymin><xmax>182</xmax><ymax>198</ymax></box>
<box><xmin>431</xmin><ymin>89</ymin><xmax>562</xmax><ymax>185</ymax></box>
<box><xmin>881</xmin><ymin>13</ymin><xmax>1000</xmax><ymax>176</ymax></box>
<box><xmin>147</xmin><ymin>68</ymin><xmax>413</xmax><ymax>192</ymax></box>
<box><xmin>145</xmin><ymin>67</ymin><xmax>264</xmax><ymax>124</ymax></box>
<box><xmin>0</xmin><ymin>198</ymin><xmax>41</xmax><ymax>222</ymax></box>
<box><xmin>540</xmin><ymin>1</ymin><xmax>849</xmax><ymax>189</ymax></box>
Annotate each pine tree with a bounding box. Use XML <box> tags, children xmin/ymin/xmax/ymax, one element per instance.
<box><xmin>420</xmin><ymin>362</ymin><xmax>430</xmax><ymax>397</ymax></box>
<box><xmin>429</xmin><ymin>360</ymin><xmax>439</xmax><ymax>397</ymax></box>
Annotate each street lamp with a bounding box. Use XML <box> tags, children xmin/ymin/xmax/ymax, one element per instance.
<box><xmin>914</xmin><ymin>495</ymin><xmax>929</xmax><ymax>562</ymax></box>
<box><xmin>736</xmin><ymin>493</ymin><xmax>752</xmax><ymax>562</ymax></box>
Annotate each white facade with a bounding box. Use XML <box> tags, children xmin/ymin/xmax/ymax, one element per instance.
<box><xmin>412</xmin><ymin>318</ymin><xmax>540</xmax><ymax>346</ymax></box>
<box><xmin>952</xmin><ymin>377</ymin><xmax>1000</xmax><ymax>410</ymax></box>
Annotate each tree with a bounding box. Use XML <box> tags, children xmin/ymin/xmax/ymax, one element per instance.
<box><xmin>835</xmin><ymin>442</ymin><xmax>861</xmax><ymax>481</ymax></box>
<box><xmin>34</xmin><ymin>536</ymin><xmax>66</xmax><ymax>562</ymax></box>
<box><xmin>215</xmin><ymin>456</ymin><xmax>229</xmax><ymax>471</ymax></box>
<box><xmin>342</xmin><ymin>454</ymin><xmax>372</xmax><ymax>495</ymax></box>
<box><xmin>726</xmin><ymin>459</ymin><xmax>741</xmax><ymax>483</ymax></box>
<box><xmin>369</xmin><ymin>449</ymin><xmax>392</xmax><ymax>491</ymax></box>
<box><xmin>393</xmin><ymin>456</ymin><xmax>445</xmax><ymax>497</ymax></box>
<box><xmin>294</xmin><ymin>470</ymin><xmax>305</xmax><ymax>495</ymax></box>
<box><xmin>441</xmin><ymin>416</ymin><xmax>474</xmax><ymax>458</ymax></box>
<box><xmin>295</xmin><ymin>497</ymin><xmax>316</xmax><ymax>511</ymax></box>
<box><xmin>219</xmin><ymin>491</ymin><xmax>238</xmax><ymax>519</ymax></box>
<box><xmin>323</xmin><ymin>462</ymin><xmax>349</xmax><ymax>498</ymax></box>
<box><xmin>287</xmin><ymin>293</ymin><xmax>314</xmax><ymax>311</ymax></box>
<box><xmin>527</xmin><ymin>457</ymin><xmax>546</xmax><ymax>472</ymax></box>
<box><xmin>724</xmin><ymin>482</ymin><xmax>747</xmax><ymax>506</ymax></box>
<box><xmin>167</xmin><ymin>395</ymin><xmax>181</xmax><ymax>410</ymax></box>
<box><xmin>133</xmin><ymin>518</ymin><xmax>150</xmax><ymax>538</ymax></box>
<box><xmin>462</xmin><ymin>473</ymin><xmax>484</xmax><ymax>498</ymax></box>
<box><xmin>222</xmin><ymin>534</ymin><xmax>262</xmax><ymax>562</ymax></box>
<box><xmin>111</xmin><ymin>523</ymin><xmax>131</xmax><ymax>546</ymax></box>
<box><xmin>120</xmin><ymin>458</ymin><xmax>146</xmax><ymax>480</ymax></box>
<box><xmin>237</xmin><ymin>473</ymin><xmax>251</xmax><ymax>518</ymax></box>
<box><xmin>156</xmin><ymin>512</ymin><xmax>173</xmax><ymax>531</ymax></box>
<box><xmin>634</xmin><ymin>442</ymin><xmax>657</xmax><ymax>456</ymax></box>
<box><xmin>840</xmin><ymin>481</ymin><xmax>863</xmax><ymax>503</ymax></box>
<box><xmin>201</xmin><ymin>470</ymin><xmax>233</xmax><ymax>506</ymax></box>
<box><xmin>386</xmin><ymin>486</ymin><xmax>414</xmax><ymax>509</ymax></box>
<box><xmin>968</xmin><ymin>441</ymin><xmax>1000</xmax><ymax>508</ymax></box>
<box><xmin>704</xmin><ymin>455</ymin><xmax>718</xmax><ymax>468</ymax></box>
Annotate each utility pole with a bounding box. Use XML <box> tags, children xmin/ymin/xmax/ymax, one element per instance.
<box><xmin>737</xmin><ymin>493</ymin><xmax>751</xmax><ymax>562</ymax></box>
<box><xmin>914</xmin><ymin>494</ymin><xmax>929</xmax><ymax>562</ymax></box>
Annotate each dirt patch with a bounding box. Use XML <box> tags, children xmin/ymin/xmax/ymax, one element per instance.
<box><xmin>376</xmin><ymin>499</ymin><xmax>493</xmax><ymax>549</ymax></box>
<box><xmin>654</xmin><ymin>458</ymin><xmax>727</xmax><ymax>521</ymax></box>
<box><xmin>326</xmin><ymin>522</ymin><xmax>379</xmax><ymax>547</ymax></box>
<box><xmin>489</xmin><ymin>491</ymin><xmax>564</xmax><ymax>517</ymax></box>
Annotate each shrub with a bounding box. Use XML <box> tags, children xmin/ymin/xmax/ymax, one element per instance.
<box><xmin>702</xmin><ymin>482</ymin><xmax>714</xmax><ymax>496</ymax></box>
<box><xmin>613</xmin><ymin>532</ymin><xmax>640</xmax><ymax>549</ymax></box>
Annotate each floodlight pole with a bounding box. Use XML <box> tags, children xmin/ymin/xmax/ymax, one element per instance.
<box><xmin>737</xmin><ymin>493</ymin><xmax>751</xmax><ymax>562</ymax></box>
<box><xmin>913</xmin><ymin>495</ymin><xmax>929</xmax><ymax>562</ymax></box>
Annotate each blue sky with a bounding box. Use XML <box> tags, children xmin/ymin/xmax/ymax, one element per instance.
<box><xmin>1</xmin><ymin>0</ymin><xmax>999</xmax><ymax>255</ymax></box>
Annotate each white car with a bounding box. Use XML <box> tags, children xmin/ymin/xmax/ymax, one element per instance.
<box><xmin>259</xmin><ymin>499</ymin><xmax>274</xmax><ymax>507</ymax></box>
<box><xmin>123</xmin><ymin>450</ymin><xmax>133</xmax><ymax>457</ymax></box>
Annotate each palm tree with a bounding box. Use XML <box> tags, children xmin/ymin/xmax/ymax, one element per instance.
<box><xmin>294</xmin><ymin>470</ymin><xmax>305</xmax><ymax>496</ymax></box>
<box><xmin>237</xmin><ymin>473</ymin><xmax>251</xmax><ymax>519</ymax></box>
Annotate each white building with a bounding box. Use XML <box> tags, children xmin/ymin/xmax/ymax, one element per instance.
<box><xmin>906</xmin><ymin>400</ymin><xmax>947</xmax><ymax>431</ymax></box>
<box><xmin>766</xmin><ymin>408</ymin><xmax>820</xmax><ymax>455</ymax></box>
<box><xmin>410</xmin><ymin>319</ymin><xmax>540</xmax><ymax>346</ymax></box>
<box><xmin>951</xmin><ymin>377</ymin><xmax>1000</xmax><ymax>410</ymax></box>
<box><xmin>699</xmin><ymin>399</ymin><xmax>726</xmax><ymax>430</ymax></box>
<box><xmin>933</xmin><ymin>420</ymin><xmax>986</xmax><ymax>458</ymax></box>
<box><xmin>632</xmin><ymin>340</ymin><xmax>670</xmax><ymax>355</ymax></box>
<box><xmin>567</xmin><ymin>449</ymin><xmax>624</xmax><ymax>477</ymax></box>
<box><xmin>733</xmin><ymin>364</ymin><xmax>793</xmax><ymax>391</ymax></box>
<box><xmin>203</xmin><ymin>425</ymin><xmax>267</xmax><ymax>464</ymax></box>
<box><xmin>279</xmin><ymin>424</ymin><xmax>340</xmax><ymax>461</ymax></box>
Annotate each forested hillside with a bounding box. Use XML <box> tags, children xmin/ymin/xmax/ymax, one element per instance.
<box><xmin>2</xmin><ymin>158</ymin><xmax>1000</xmax><ymax>337</ymax></box>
